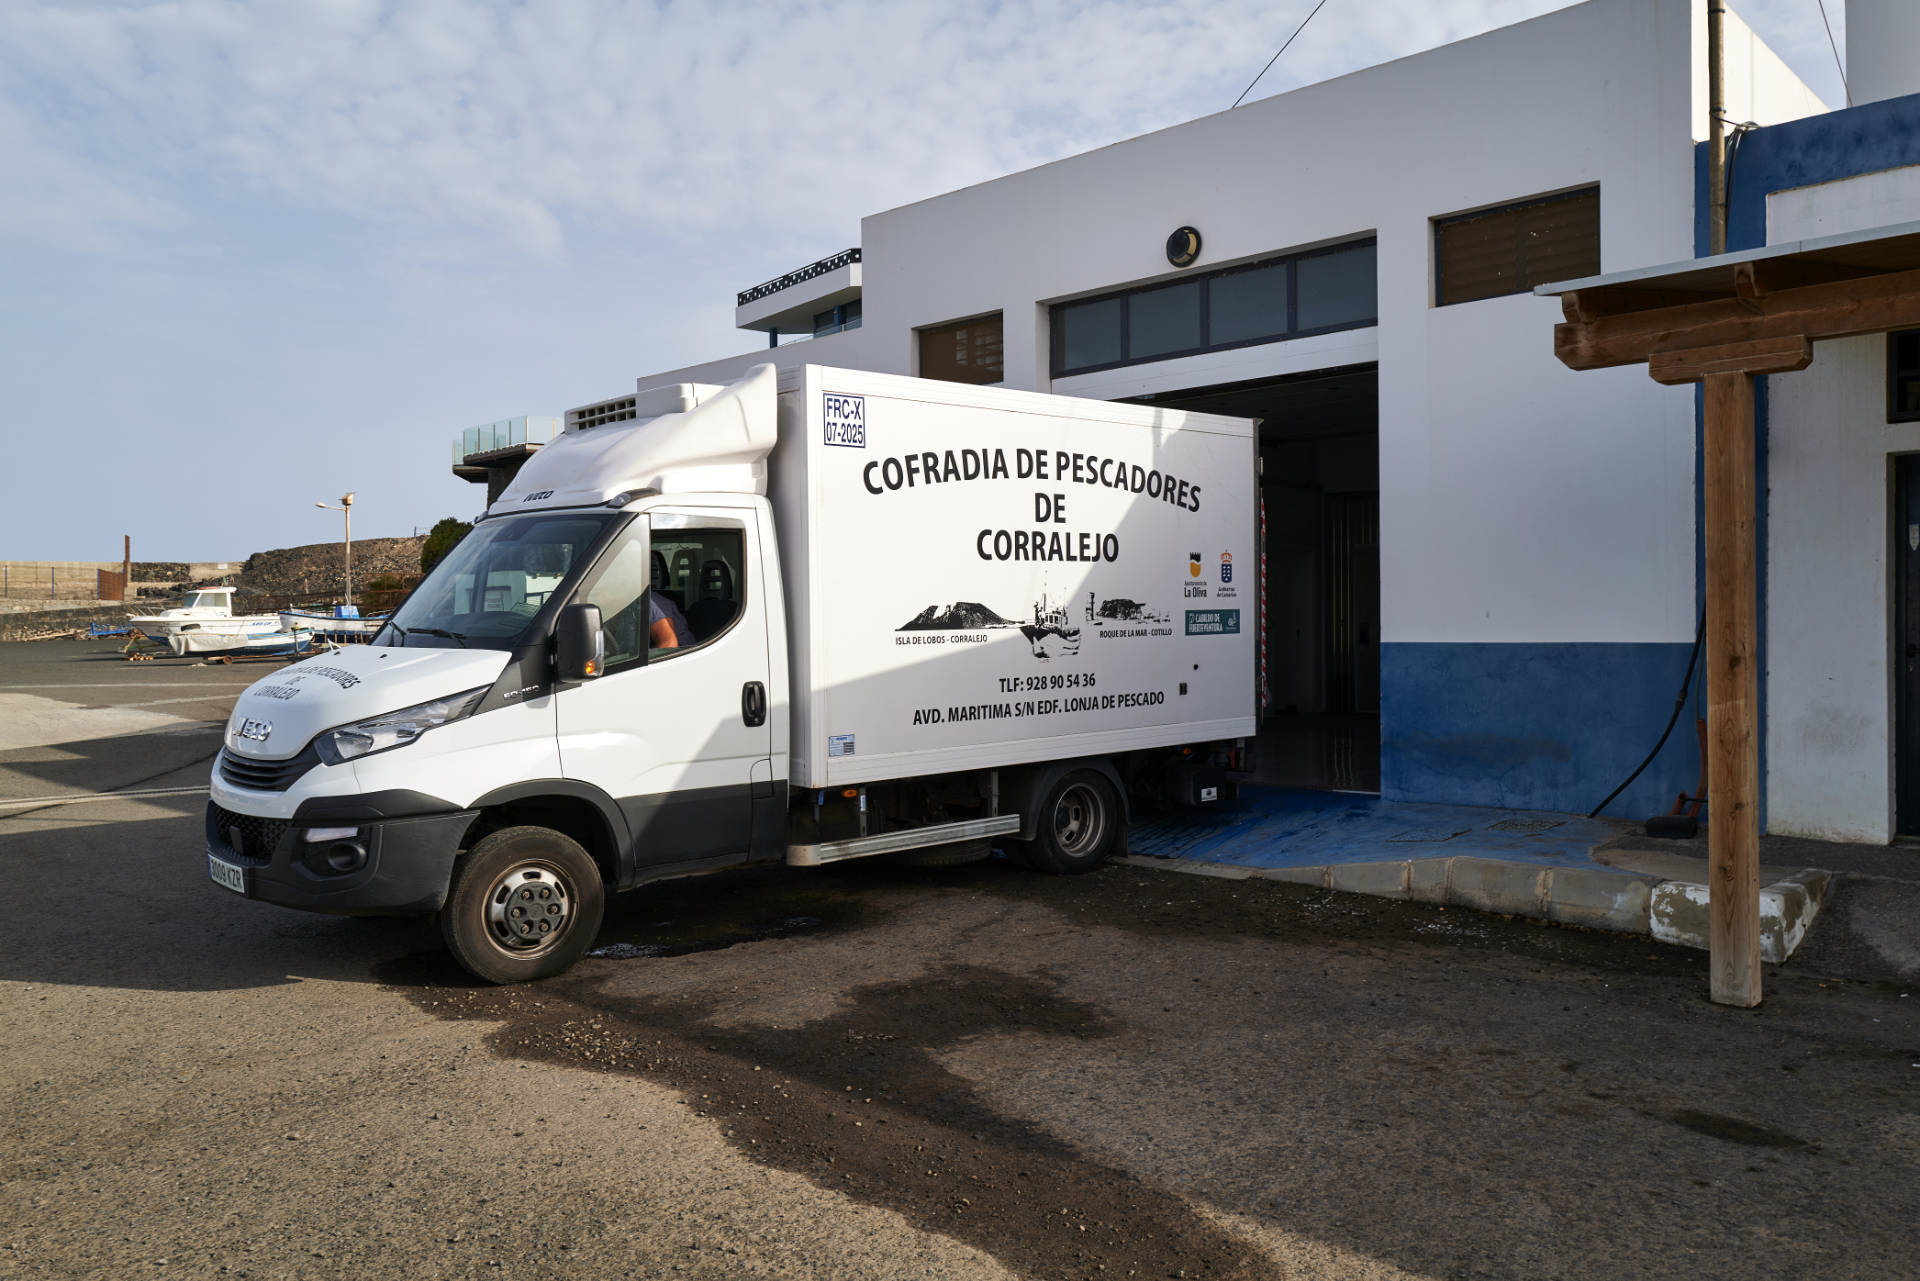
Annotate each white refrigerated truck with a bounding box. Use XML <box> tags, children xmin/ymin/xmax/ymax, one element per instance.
<box><xmin>207</xmin><ymin>364</ymin><xmax>1258</xmax><ymax>981</ymax></box>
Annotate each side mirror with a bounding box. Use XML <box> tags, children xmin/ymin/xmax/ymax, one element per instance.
<box><xmin>555</xmin><ymin>603</ymin><xmax>604</xmax><ymax>681</ymax></box>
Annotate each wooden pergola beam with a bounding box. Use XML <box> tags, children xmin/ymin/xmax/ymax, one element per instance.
<box><xmin>1561</xmin><ymin>286</ymin><xmax>1723</xmax><ymax>324</ymax></box>
<box><xmin>1556</xmin><ymin>265</ymin><xmax>1920</xmax><ymax>369</ymax></box>
<box><xmin>1649</xmin><ymin>336</ymin><xmax>1813</xmax><ymax>385</ymax></box>
<box><xmin>1731</xmin><ymin>259</ymin><xmax>1875</xmax><ymax>310</ymax></box>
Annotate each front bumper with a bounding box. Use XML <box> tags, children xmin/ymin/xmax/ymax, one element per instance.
<box><xmin>205</xmin><ymin>795</ymin><xmax>476</xmax><ymax>916</ymax></box>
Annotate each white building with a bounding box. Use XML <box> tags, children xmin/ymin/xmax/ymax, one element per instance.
<box><xmin>556</xmin><ymin>0</ymin><xmax>1836</xmax><ymax>821</ymax></box>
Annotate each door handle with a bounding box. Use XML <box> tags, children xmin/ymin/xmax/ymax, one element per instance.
<box><xmin>742</xmin><ymin>681</ymin><xmax>767</xmax><ymax>728</ymax></box>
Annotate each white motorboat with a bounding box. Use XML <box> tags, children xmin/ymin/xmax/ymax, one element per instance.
<box><xmin>128</xmin><ymin>587</ymin><xmax>280</xmax><ymax>638</ymax></box>
<box><xmin>278</xmin><ymin>605</ymin><xmax>388</xmax><ymax>640</ymax></box>
<box><xmin>167</xmin><ymin>628</ymin><xmax>315</xmax><ymax>659</ymax></box>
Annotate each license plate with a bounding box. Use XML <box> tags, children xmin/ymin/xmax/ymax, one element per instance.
<box><xmin>207</xmin><ymin>853</ymin><xmax>247</xmax><ymax>895</ymax></box>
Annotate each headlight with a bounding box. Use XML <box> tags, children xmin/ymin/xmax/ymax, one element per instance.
<box><xmin>315</xmin><ymin>687</ymin><xmax>489</xmax><ymax>765</ymax></box>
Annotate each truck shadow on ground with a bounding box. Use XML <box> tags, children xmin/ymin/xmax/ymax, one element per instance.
<box><xmin>379</xmin><ymin>858</ymin><xmax>1920</xmax><ymax>1281</ymax></box>
<box><xmin>0</xmin><ymin>805</ymin><xmax>439</xmax><ymax>993</ymax></box>
<box><xmin>0</xmin><ymin>728</ymin><xmax>222</xmax><ymax>797</ymax></box>
<box><xmin>380</xmin><ymin>874</ymin><xmax>1271</xmax><ymax>1279</ymax></box>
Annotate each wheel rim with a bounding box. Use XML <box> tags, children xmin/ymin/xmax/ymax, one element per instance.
<box><xmin>1052</xmin><ymin>782</ymin><xmax>1107</xmax><ymax>858</ymax></box>
<box><xmin>483</xmin><ymin>861</ymin><xmax>576</xmax><ymax>959</ymax></box>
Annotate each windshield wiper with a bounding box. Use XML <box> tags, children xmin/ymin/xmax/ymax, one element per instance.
<box><xmin>410</xmin><ymin>627</ymin><xmax>468</xmax><ymax>648</ymax></box>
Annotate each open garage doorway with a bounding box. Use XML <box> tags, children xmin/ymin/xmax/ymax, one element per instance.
<box><xmin>1132</xmin><ymin>364</ymin><xmax>1380</xmax><ymax>791</ymax></box>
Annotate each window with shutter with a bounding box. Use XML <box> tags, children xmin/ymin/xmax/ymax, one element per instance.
<box><xmin>919</xmin><ymin>314</ymin><xmax>1004</xmax><ymax>385</ymax></box>
<box><xmin>1435</xmin><ymin>188</ymin><xmax>1600</xmax><ymax>307</ymax></box>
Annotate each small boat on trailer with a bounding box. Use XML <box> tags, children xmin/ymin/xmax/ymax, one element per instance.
<box><xmin>278</xmin><ymin>604</ymin><xmax>387</xmax><ymax>641</ymax></box>
<box><xmin>167</xmin><ymin>629</ymin><xmax>316</xmax><ymax>659</ymax></box>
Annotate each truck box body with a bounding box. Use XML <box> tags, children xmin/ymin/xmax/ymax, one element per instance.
<box><xmin>770</xmin><ymin>366</ymin><xmax>1258</xmax><ymax>788</ymax></box>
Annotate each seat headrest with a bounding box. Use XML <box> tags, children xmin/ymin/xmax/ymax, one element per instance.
<box><xmin>698</xmin><ymin>559</ymin><xmax>733</xmax><ymax>600</ymax></box>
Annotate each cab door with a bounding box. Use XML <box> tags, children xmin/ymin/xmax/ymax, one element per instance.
<box><xmin>556</xmin><ymin>505</ymin><xmax>774</xmax><ymax>878</ymax></box>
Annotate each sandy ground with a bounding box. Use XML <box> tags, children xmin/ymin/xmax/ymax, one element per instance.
<box><xmin>3</xmin><ymin>640</ymin><xmax>1917</xmax><ymax>1280</ymax></box>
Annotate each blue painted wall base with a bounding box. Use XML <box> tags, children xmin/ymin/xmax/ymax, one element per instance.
<box><xmin>1381</xmin><ymin>641</ymin><xmax>1699</xmax><ymax>818</ymax></box>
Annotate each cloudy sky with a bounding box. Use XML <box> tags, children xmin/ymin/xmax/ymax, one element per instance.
<box><xmin>0</xmin><ymin>0</ymin><xmax>1849</xmax><ymax>562</ymax></box>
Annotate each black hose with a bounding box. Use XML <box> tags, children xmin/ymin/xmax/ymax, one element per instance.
<box><xmin>1588</xmin><ymin>609</ymin><xmax>1706</xmax><ymax>818</ymax></box>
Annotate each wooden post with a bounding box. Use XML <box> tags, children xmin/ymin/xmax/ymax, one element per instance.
<box><xmin>122</xmin><ymin>535</ymin><xmax>131</xmax><ymax>604</ymax></box>
<box><xmin>1702</xmin><ymin>371</ymin><xmax>1761</xmax><ymax>1007</ymax></box>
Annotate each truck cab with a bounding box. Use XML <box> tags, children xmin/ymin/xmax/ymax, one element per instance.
<box><xmin>210</xmin><ymin>371</ymin><xmax>796</xmax><ymax>981</ymax></box>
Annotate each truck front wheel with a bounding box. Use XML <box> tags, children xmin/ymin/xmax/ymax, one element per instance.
<box><xmin>1019</xmin><ymin>770</ymin><xmax>1120</xmax><ymax>874</ymax></box>
<box><xmin>440</xmin><ymin>826</ymin><xmax>606</xmax><ymax>984</ymax></box>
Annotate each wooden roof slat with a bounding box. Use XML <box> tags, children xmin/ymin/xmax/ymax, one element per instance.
<box><xmin>1555</xmin><ymin>264</ymin><xmax>1920</xmax><ymax>370</ymax></box>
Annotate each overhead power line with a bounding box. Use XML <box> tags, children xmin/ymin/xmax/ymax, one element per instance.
<box><xmin>1231</xmin><ymin>0</ymin><xmax>1332</xmax><ymax>110</ymax></box>
<box><xmin>1816</xmin><ymin>0</ymin><xmax>1851</xmax><ymax>106</ymax></box>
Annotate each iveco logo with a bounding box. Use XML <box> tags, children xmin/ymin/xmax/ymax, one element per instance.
<box><xmin>236</xmin><ymin>718</ymin><xmax>272</xmax><ymax>742</ymax></box>
<box><xmin>523</xmin><ymin>490</ymin><xmax>554</xmax><ymax>502</ymax></box>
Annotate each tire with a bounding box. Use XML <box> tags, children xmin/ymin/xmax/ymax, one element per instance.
<box><xmin>440</xmin><ymin>826</ymin><xmax>605</xmax><ymax>984</ymax></box>
<box><xmin>1017</xmin><ymin>771</ymin><xmax>1120</xmax><ymax>874</ymax></box>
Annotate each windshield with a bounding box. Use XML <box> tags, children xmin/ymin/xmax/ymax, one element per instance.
<box><xmin>380</xmin><ymin>512</ymin><xmax>616</xmax><ymax>650</ymax></box>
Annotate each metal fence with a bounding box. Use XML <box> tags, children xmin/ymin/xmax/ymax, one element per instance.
<box><xmin>0</xmin><ymin>565</ymin><xmax>128</xmax><ymax>601</ymax></box>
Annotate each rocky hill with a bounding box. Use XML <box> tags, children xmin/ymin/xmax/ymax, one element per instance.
<box><xmin>230</xmin><ymin>537</ymin><xmax>426</xmax><ymax>608</ymax></box>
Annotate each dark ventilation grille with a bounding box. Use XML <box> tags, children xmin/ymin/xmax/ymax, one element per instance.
<box><xmin>217</xmin><ymin>745</ymin><xmax>319</xmax><ymax>792</ymax></box>
<box><xmin>567</xmin><ymin>397</ymin><xmax>638</xmax><ymax>432</ymax></box>
<box><xmin>1435</xmin><ymin>187</ymin><xmax>1600</xmax><ymax>306</ymax></box>
<box><xmin>737</xmin><ymin>248</ymin><xmax>861</xmax><ymax>307</ymax></box>
<box><xmin>206</xmin><ymin>802</ymin><xmax>288</xmax><ymax>867</ymax></box>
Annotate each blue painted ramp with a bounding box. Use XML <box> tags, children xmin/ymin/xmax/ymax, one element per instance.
<box><xmin>1129</xmin><ymin>786</ymin><xmax>1621</xmax><ymax>872</ymax></box>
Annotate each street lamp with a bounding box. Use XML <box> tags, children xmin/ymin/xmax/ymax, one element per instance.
<box><xmin>315</xmin><ymin>492</ymin><xmax>355</xmax><ymax>605</ymax></box>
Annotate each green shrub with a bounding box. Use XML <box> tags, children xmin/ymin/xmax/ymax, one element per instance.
<box><xmin>420</xmin><ymin>518</ymin><xmax>473</xmax><ymax>574</ymax></box>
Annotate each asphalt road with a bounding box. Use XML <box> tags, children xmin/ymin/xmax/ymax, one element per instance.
<box><xmin>3</xmin><ymin>640</ymin><xmax>1917</xmax><ymax>1280</ymax></box>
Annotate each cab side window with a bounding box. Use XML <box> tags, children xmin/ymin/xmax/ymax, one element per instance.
<box><xmin>651</xmin><ymin>529</ymin><xmax>745</xmax><ymax>657</ymax></box>
<box><xmin>574</xmin><ymin>524</ymin><xmax>746</xmax><ymax>674</ymax></box>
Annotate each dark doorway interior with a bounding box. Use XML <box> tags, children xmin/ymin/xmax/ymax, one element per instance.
<box><xmin>1133</xmin><ymin>364</ymin><xmax>1381</xmax><ymax>791</ymax></box>
<box><xmin>1895</xmin><ymin>455</ymin><xmax>1920</xmax><ymax>834</ymax></box>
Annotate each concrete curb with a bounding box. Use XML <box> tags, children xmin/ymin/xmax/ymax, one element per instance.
<box><xmin>1120</xmin><ymin>853</ymin><xmax>1830</xmax><ymax>961</ymax></box>
<box><xmin>1649</xmin><ymin>869</ymin><xmax>1831</xmax><ymax>962</ymax></box>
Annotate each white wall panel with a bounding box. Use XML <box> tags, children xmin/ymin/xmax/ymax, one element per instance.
<box><xmin>1768</xmin><ymin>166</ymin><xmax>1920</xmax><ymax>243</ymax></box>
<box><xmin>1765</xmin><ymin>338</ymin><xmax>1919</xmax><ymax>843</ymax></box>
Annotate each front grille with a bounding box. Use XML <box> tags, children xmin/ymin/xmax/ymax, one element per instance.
<box><xmin>218</xmin><ymin>745</ymin><xmax>318</xmax><ymax>792</ymax></box>
<box><xmin>206</xmin><ymin>803</ymin><xmax>287</xmax><ymax>868</ymax></box>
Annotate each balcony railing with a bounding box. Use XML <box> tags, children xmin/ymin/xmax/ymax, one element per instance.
<box><xmin>737</xmin><ymin>248</ymin><xmax>861</xmax><ymax>308</ymax></box>
<box><xmin>453</xmin><ymin>415</ymin><xmax>559</xmax><ymax>465</ymax></box>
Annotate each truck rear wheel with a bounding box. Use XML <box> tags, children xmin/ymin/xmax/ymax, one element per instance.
<box><xmin>1019</xmin><ymin>771</ymin><xmax>1120</xmax><ymax>874</ymax></box>
<box><xmin>440</xmin><ymin>826</ymin><xmax>605</xmax><ymax>984</ymax></box>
